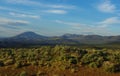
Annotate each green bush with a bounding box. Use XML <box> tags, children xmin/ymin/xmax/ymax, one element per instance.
<box><xmin>103</xmin><ymin>62</ymin><xmax>120</xmax><ymax>72</ymax></box>
<box><xmin>69</xmin><ymin>57</ymin><xmax>78</xmax><ymax>64</ymax></box>
<box><xmin>81</xmin><ymin>54</ymin><xmax>98</xmax><ymax>64</ymax></box>
<box><xmin>89</xmin><ymin>62</ymin><xmax>100</xmax><ymax>68</ymax></box>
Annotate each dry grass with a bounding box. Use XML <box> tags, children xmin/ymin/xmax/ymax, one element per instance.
<box><xmin>0</xmin><ymin>65</ymin><xmax>120</xmax><ymax>76</ymax></box>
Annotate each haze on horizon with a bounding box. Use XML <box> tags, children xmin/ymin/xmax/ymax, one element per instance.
<box><xmin>0</xmin><ymin>0</ymin><xmax>120</xmax><ymax>37</ymax></box>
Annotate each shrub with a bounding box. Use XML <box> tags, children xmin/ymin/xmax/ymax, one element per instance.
<box><xmin>14</xmin><ymin>61</ymin><xmax>22</xmax><ymax>68</ymax></box>
<box><xmin>70</xmin><ymin>68</ymin><xmax>76</xmax><ymax>73</ymax></box>
<box><xmin>103</xmin><ymin>61</ymin><xmax>120</xmax><ymax>72</ymax></box>
<box><xmin>89</xmin><ymin>62</ymin><xmax>100</xmax><ymax>68</ymax></box>
<box><xmin>0</xmin><ymin>61</ymin><xmax>4</xmax><ymax>67</ymax></box>
<box><xmin>4</xmin><ymin>59</ymin><xmax>14</xmax><ymax>65</ymax></box>
<box><xmin>31</xmin><ymin>61</ymin><xmax>38</xmax><ymax>66</ymax></box>
<box><xmin>81</xmin><ymin>54</ymin><xmax>98</xmax><ymax>64</ymax></box>
<box><xmin>69</xmin><ymin>57</ymin><xmax>78</xmax><ymax>64</ymax></box>
<box><xmin>37</xmin><ymin>70</ymin><xmax>47</xmax><ymax>76</ymax></box>
<box><xmin>20</xmin><ymin>71</ymin><xmax>27</xmax><ymax>76</ymax></box>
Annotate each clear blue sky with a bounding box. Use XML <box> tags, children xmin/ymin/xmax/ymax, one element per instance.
<box><xmin>0</xmin><ymin>0</ymin><xmax>120</xmax><ymax>37</ymax></box>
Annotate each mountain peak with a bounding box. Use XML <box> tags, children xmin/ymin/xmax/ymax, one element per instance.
<box><xmin>19</xmin><ymin>31</ymin><xmax>37</xmax><ymax>36</ymax></box>
<box><xmin>13</xmin><ymin>31</ymin><xmax>47</xmax><ymax>39</ymax></box>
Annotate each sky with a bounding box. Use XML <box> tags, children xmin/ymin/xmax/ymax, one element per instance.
<box><xmin>0</xmin><ymin>0</ymin><xmax>120</xmax><ymax>37</ymax></box>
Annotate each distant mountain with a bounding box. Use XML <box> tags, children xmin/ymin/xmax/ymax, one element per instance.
<box><xmin>0</xmin><ymin>32</ymin><xmax>120</xmax><ymax>47</ymax></box>
<box><xmin>61</xmin><ymin>34</ymin><xmax>120</xmax><ymax>44</ymax></box>
<box><xmin>0</xmin><ymin>32</ymin><xmax>48</xmax><ymax>47</ymax></box>
<box><xmin>12</xmin><ymin>31</ymin><xmax>47</xmax><ymax>40</ymax></box>
<box><xmin>61</xmin><ymin>34</ymin><xmax>104</xmax><ymax>44</ymax></box>
<box><xmin>61</xmin><ymin>34</ymin><xmax>82</xmax><ymax>39</ymax></box>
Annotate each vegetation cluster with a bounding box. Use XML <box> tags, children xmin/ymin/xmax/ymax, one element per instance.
<box><xmin>0</xmin><ymin>45</ymin><xmax>120</xmax><ymax>76</ymax></box>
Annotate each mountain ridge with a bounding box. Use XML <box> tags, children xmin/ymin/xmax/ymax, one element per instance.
<box><xmin>0</xmin><ymin>31</ymin><xmax>120</xmax><ymax>47</ymax></box>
